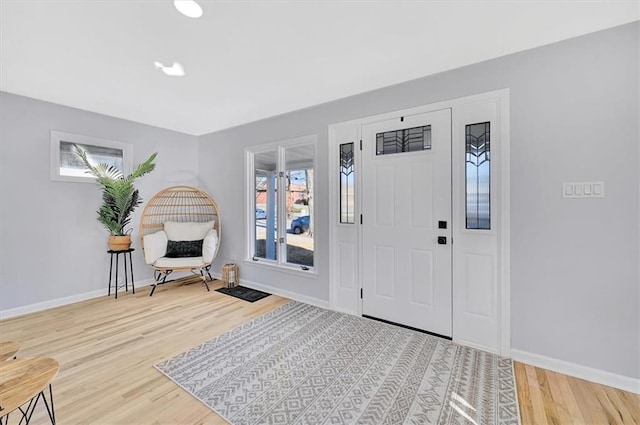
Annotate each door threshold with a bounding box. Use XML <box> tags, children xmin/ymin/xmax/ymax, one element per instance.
<box><xmin>362</xmin><ymin>315</ymin><xmax>452</xmax><ymax>341</ymax></box>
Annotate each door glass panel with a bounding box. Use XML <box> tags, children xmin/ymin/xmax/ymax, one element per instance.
<box><xmin>339</xmin><ymin>142</ymin><xmax>355</xmax><ymax>224</ymax></box>
<box><xmin>376</xmin><ymin>125</ymin><xmax>431</xmax><ymax>155</ymax></box>
<box><xmin>285</xmin><ymin>145</ymin><xmax>314</xmax><ymax>268</ymax></box>
<box><xmin>254</xmin><ymin>150</ymin><xmax>278</xmax><ymax>260</ymax></box>
<box><xmin>465</xmin><ymin>122</ymin><xmax>490</xmax><ymax>229</ymax></box>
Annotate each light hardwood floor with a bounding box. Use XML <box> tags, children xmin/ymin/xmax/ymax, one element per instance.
<box><xmin>1</xmin><ymin>278</ymin><xmax>638</xmax><ymax>424</ymax></box>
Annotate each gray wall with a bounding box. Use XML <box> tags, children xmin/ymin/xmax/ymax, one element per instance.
<box><xmin>0</xmin><ymin>92</ymin><xmax>200</xmax><ymax>310</ymax></box>
<box><xmin>198</xmin><ymin>22</ymin><xmax>639</xmax><ymax>379</ymax></box>
<box><xmin>0</xmin><ymin>23</ymin><xmax>636</xmax><ymax>381</ymax></box>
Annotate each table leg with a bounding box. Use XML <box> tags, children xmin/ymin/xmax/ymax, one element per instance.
<box><xmin>42</xmin><ymin>384</ymin><xmax>56</xmax><ymax>425</ymax></box>
<box><xmin>115</xmin><ymin>253</ymin><xmax>119</xmax><ymax>299</ymax></box>
<box><xmin>108</xmin><ymin>253</ymin><xmax>114</xmax><ymax>296</ymax></box>
<box><xmin>19</xmin><ymin>391</ymin><xmax>40</xmax><ymax>425</ymax></box>
<box><xmin>124</xmin><ymin>252</ymin><xmax>129</xmax><ymax>292</ymax></box>
<box><xmin>16</xmin><ymin>385</ymin><xmax>55</xmax><ymax>425</ymax></box>
<box><xmin>129</xmin><ymin>251</ymin><xmax>135</xmax><ymax>294</ymax></box>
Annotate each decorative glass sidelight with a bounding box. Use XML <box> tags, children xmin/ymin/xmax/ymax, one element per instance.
<box><xmin>465</xmin><ymin>122</ymin><xmax>491</xmax><ymax>229</ymax></box>
<box><xmin>376</xmin><ymin>125</ymin><xmax>431</xmax><ymax>155</ymax></box>
<box><xmin>339</xmin><ymin>143</ymin><xmax>355</xmax><ymax>224</ymax></box>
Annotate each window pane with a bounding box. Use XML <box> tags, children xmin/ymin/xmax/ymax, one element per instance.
<box><xmin>465</xmin><ymin>122</ymin><xmax>490</xmax><ymax>230</ymax></box>
<box><xmin>59</xmin><ymin>141</ymin><xmax>123</xmax><ymax>178</ymax></box>
<box><xmin>285</xmin><ymin>145</ymin><xmax>314</xmax><ymax>268</ymax></box>
<box><xmin>254</xmin><ymin>150</ymin><xmax>278</xmax><ymax>260</ymax></box>
<box><xmin>376</xmin><ymin>125</ymin><xmax>431</xmax><ymax>155</ymax></box>
<box><xmin>339</xmin><ymin>143</ymin><xmax>355</xmax><ymax>224</ymax></box>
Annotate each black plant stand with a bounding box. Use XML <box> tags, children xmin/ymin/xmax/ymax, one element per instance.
<box><xmin>107</xmin><ymin>248</ymin><xmax>135</xmax><ymax>299</ymax></box>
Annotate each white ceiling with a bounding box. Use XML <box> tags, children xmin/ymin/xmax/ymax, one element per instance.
<box><xmin>1</xmin><ymin>1</ymin><xmax>638</xmax><ymax>136</ymax></box>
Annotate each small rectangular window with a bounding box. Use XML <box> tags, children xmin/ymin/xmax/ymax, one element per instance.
<box><xmin>465</xmin><ymin>122</ymin><xmax>490</xmax><ymax>230</ymax></box>
<box><xmin>60</xmin><ymin>141</ymin><xmax>123</xmax><ymax>177</ymax></box>
<box><xmin>376</xmin><ymin>125</ymin><xmax>431</xmax><ymax>155</ymax></box>
<box><xmin>339</xmin><ymin>142</ymin><xmax>355</xmax><ymax>224</ymax></box>
<box><xmin>50</xmin><ymin>130</ymin><xmax>132</xmax><ymax>183</ymax></box>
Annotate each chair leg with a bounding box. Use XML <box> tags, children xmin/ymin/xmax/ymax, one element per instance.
<box><xmin>200</xmin><ymin>270</ymin><xmax>210</xmax><ymax>292</ymax></box>
<box><xmin>204</xmin><ymin>265</ymin><xmax>214</xmax><ymax>281</ymax></box>
<box><xmin>150</xmin><ymin>270</ymin><xmax>171</xmax><ymax>296</ymax></box>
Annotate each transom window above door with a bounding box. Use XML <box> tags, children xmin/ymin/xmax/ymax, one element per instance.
<box><xmin>376</xmin><ymin>125</ymin><xmax>431</xmax><ymax>155</ymax></box>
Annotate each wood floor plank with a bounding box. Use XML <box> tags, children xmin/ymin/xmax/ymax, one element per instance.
<box><xmin>535</xmin><ymin>366</ymin><xmax>562</xmax><ymax>425</ymax></box>
<box><xmin>567</xmin><ymin>371</ymin><xmax>618</xmax><ymax>425</ymax></box>
<box><xmin>545</xmin><ymin>369</ymin><xmax>580</xmax><ymax>425</ymax></box>
<box><xmin>618</xmin><ymin>389</ymin><xmax>640</xmax><ymax>423</ymax></box>
<box><xmin>550</xmin><ymin>370</ymin><xmax>586</xmax><ymax>425</ymax></box>
<box><xmin>594</xmin><ymin>384</ymin><xmax>631</xmax><ymax>425</ymax></box>
<box><xmin>514</xmin><ymin>362</ymin><xmax>536</xmax><ymax>424</ymax></box>
<box><xmin>1</xmin><ymin>281</ymin><xmax>639</xmax><ymax>424</ymax></box>
<box><xmin>603</xmin><ymin>386</ymin><xmax>638</xmax><ymax>425</ymax></box>
<box><xmin>523</xmin><ymin>363</ymin><xmax>551</xmax><ymax>425</ymax></box>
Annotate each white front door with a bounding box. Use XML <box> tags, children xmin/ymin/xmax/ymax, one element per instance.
<box><xmin>361</xmin><ymin>108</ymin><xmax>452</xmax><ymax>336</ymax></box>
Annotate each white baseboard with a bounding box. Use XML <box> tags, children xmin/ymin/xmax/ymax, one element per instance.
<box><xmin>454</xmin><ymin>338</ymin><xmax>499</xmax><ymax>356</ymax></box>
<box><xmin>330</xmin><ymin>305</ymin><xmax>360</xmax><ymax>317</ymax></box>
<box><xmin>212</xmin><ymin>272</ymin><xmax>329</xmax><ymax>309</ymax></box>
<box><xmin>511</xmin><ymin>349</ymin><xmax>640</xmax><ymax>394</ymax></box>
<box><xmin>0</xmin><ymin>278</ymin><xmax>154</xmax><ymax>320</ymax></box>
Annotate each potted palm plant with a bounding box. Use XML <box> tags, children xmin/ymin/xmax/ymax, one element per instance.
<box><xmin>74</xmin><ymin>145</ymin><xmax>157</xmax><ymax>251</ymax></box>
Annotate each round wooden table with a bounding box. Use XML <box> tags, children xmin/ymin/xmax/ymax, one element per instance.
<box><xmin>0</xmin><ymin>357</ymin><xmax>58</xmax><ymax>425</ymax></box>
<box><xmin>0</xmin><ymin>342</ymin><xmax>20</xmax><ymax>362</ymax></box>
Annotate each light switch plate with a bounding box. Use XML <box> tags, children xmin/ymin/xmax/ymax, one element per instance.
<box><xmin>562</xmin><ymin>182</ymin><xmax>605</xmax><ymax>198</ymax></box>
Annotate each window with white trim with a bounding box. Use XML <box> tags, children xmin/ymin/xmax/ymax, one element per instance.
<box><xmin>50</xmin><ymin>130</ymin><xmax>133</xmax><ymax>183</ymax></box>
<box><xmin>246</xmin><ymin>136</ymin><xmax>316</xmax><ymax>271</ymax></box>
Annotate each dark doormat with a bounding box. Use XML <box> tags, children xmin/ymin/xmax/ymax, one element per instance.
<box><xmin>215</xmin><ymin>286</ymin><xmax>271</xmax><ymax>302</ymax></box>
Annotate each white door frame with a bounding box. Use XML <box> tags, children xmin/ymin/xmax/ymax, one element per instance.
<box><xmin>328</xmin><ymin>89</ymin><xmax>511</xmax><ymax>356</ymax></box>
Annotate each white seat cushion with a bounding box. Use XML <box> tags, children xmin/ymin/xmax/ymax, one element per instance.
<box><xmin>202</xmin><ymin>229</ymin><xmax>219</xmax><ymax>263</ymax></box>
<box><xmin>144</xmin><ymin>222</ymin><xmax>219</xmax><ymax>268</ymax></box>
<box><xmin>153</xmin><ymin>256</ymin><xmax>206</xmax><ymax>268</ymax></box>
<box><xmin>164</xmin><ymin>220</ymin><xmax>215</xmax><ymax>241</ymax></box>
<box><xmin>142</xmin><ymin>230</ymin><xmax>168</xmax><ymax>265</ymax></box>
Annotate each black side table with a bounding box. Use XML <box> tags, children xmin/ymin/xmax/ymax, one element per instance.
<box><xmin>107</xmin><ymin>248</ymin><xmax>135</xmax><ymax>299</ymax></box>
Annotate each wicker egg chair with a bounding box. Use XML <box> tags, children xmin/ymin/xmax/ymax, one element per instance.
<box><xmin>139</xmin><ymin>186</ymin><xmax>221</xmax><ymax>296</ymax></box>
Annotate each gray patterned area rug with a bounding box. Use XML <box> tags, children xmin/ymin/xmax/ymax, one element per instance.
<box><xmin>156</xmin><ymin>301</ymin><xmax>520</xmax><ymax>425</ymax></box>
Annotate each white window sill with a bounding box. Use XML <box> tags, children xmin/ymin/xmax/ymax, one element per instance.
<box><xmin>242</xmin><ymin>258</ymin><xmax>318</xmax><ymax>279</ymax></box>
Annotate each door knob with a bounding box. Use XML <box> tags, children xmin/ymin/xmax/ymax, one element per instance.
<box><xmin>437</xmin><ymin>236</ymin><xmax>447</xmax><ymax>245</ymax></box>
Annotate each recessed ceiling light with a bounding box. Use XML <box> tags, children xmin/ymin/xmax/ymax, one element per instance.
<box><xmin>174</xmin><ymin>0</ymin><xmax>203</xmax><ymax>18</ymax></box>
<box><xmin>154</xmin><ymin>61</ymin><xmax>185</xmax><ymax>77</ymax></box>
